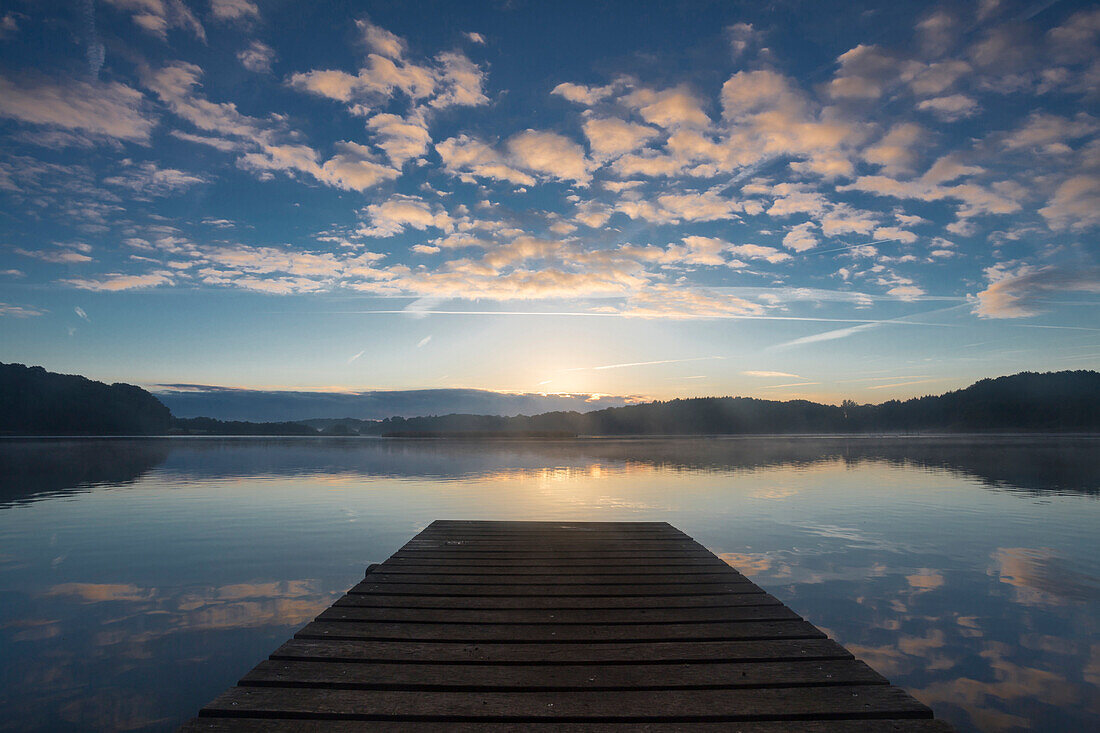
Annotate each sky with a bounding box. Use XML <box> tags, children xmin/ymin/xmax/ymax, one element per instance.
<box><xmin>0</xmin><ymin>0</ymin><xmax>1098</xmax><ymax>409</ymax></box>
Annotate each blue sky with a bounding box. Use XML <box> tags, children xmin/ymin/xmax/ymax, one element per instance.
<box><xmin>0</xmin><ymin>0</ymin><xmax>1098</xmax><ymax>406</ymax></box>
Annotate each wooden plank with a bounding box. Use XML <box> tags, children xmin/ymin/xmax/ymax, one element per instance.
<box><xmin>269</xmin><ymin>638</ymin><xmax>855</xmax><ymax>664</ymax></box>
<box><xmin>390</xmin><ymin>551</ymin><xmax>719</xmax><ymax>560</ymax></box>
<box><xmin>415</xmin><ymin>526</ymin><xmax>691</xmax><ymax>535</ymax></box>
<box><xmin>374</xmin><ymin>561</ymin><xmax>734</xmax><ymax>572</ymax></box>
<box><xmin>198</xmin><ymin>685</ymin><xmax>932</xmax><ymax>721</ymax></box>
<box><xmin>412</xmin><ymin>532</ymin><xmax>693</xmax><ymax>541</ymax></box>
<box><xmin>316</xmin><ymin>605</ymin><xmax>799</xmax><ymax>625</ymax></box>
<box><xmin>181</xmin><ymin>719</ymin><xmax>957</xmax><ymax>732</ymax></box>
<box><xmin>379</xmin><ymin>557</ymin><xmax>730</xmax><ymax>568</ymax></box>
<box><xmin>294</xmin><ymin>619</ymin><xmax>825</xmax><ymax>643</ymax></box>
<box><xmin>333</xmin><ymin>593</ymin><xmax>783</xmax><ymax>610</ymax></box>
<box><xmin>400</xmin><ymin>537</ymin><xmax>699</xmax><ymax>541</ymax></box>
<box><xmin>348</xmin><ymin>581</ymin><xmax>762</xmax><ymax>596</ymax></box>
<box><xmin>362</xmin><ymin>572</ymin><xmax>747</xmax><ymax>585</ymax></box>
<box><xmin>239</xmin><ymin>659</ymin><xmax>885</xmax><ymax>691</ymax></box>
<box><xmin>428</xmin><ymin>521</ymin><xmax>680</xmax><ymax>529</ymax></box>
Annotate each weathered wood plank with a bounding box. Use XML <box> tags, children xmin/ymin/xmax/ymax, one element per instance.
<box><xmin>379</xmin><ymin>557</ymin><xmax>730</xmax><ymax>568</ymax></box>
<box><xmin>239</xmin><ymin>659</ymin><xmax>885</xmax><ymax>691</ymax></box>
<box><xmin>428</xmin><ymin>521</ymin><xmax>680</xmax><ymax>529</ymax></box>
<box><xmin>362</xmin><ymin>572</ymin><xmax>747</xmax><ymax>585</ymax></box>
<box><xmin>333</xmin><ymin>593</ymin><xmax>782</xmax><ymax>610</ymax></box>
<box><xmin>181</xmin><ymin>719</ymin><xmax>957</xmax><ymax>732</ymax></box>
<box><xmin>198</xmin><ymin>685</ymin><xmax>932</xmax><ymax>721</ymax></box>
<box><xmin>390</xmin><ymin>551</ymin><xmax>719</xmax><ymax>561</ymax></box>
<box><xmin>294</xmin><ymin>619</ymin><xmax>825</xmax><ymax>643</ymax></box>
<box><xmin>348</xmin><ymin>581</ymin><xmax>762</xmax><ymax>596</ymax></box>
<box><xmin>415</xmin><ymin>526</ymin><xmax>691</xmax><ymax>536</ymax></box>
<box><xmin>400</xmin><ymin>537</ymin><xmax>699</xmax><ymax>541</ymax></box>
<box><xmin>374</xmin><ymin>561</ymin><xmax>734</xmax><ymax>572</ymax></box>
<box><xmin>316</xmin><ymin>605</ymin><xmax>799</xmax><ymax>625</ymax></box>
<box><xmin>413</xmin><ymin>528</ymin><xmax>686</xmax><ymax>539</ymax></box>
<box><xmin>269</xmin><ymin>638</ymin><xmax>855</xmax><ymax>664</ymax></box>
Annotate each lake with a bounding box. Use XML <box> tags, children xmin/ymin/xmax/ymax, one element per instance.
<box><xmin>0</xmin><ymin>436</ymin><xmax>1097</xmax><ymax>731</ymax></box>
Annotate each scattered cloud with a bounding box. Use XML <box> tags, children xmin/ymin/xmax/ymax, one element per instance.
<box><xmin>0</xmin><ymin>302</ymin><xmax>46</xmax><ymax>317</ymax></box>
<box><xmin>237</xmin><ymin>41</ymin><xmax>275</xmax><ymax>73</ymax></box>
<box><xmin>103</xmin><ymin>0</ymin><xmax>205</xmax><ymax>41</ymax></box>
<box><xmin>974</xmin><ymin>264</ymin><xmax>1100</xmax><ymax>318</ymax></box>
<box><xmin>210</xmin><ymin>0</ymin><xmax>259</xmax><ymax>23</ymax></box>
<box><xmin>917</xmin><ymin>94</ymin><xmax>980</xmax><ymax>121</ymax></box>
<box><xmin>0</xmin><ymin>75</ymin><xmax>154</xmax><ymax>143</ymax></box>
<box><xmin>61</xmin><ymin>272</ymin><xmax>175</xmax><ymax>291</ymax></box>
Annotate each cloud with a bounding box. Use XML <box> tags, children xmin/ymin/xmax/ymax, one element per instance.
<box><xmin>872</xmin><ymin>226</ymin><xmax>918</xmax><ymax>244</ymax></box>
<box><xmin>623</xmin><ymin>86</ymin><xmax>710</xmax><ymax>129</ymax></box>
<box><xmin>367</xmin><ymin>112</ymin><xmax>431</xmax><ymax>166</ymax></box>
<box><xmin>614</xmin><ymin>188</ymin><xmax>741</xmax><ymax>225</ymax></box>
<box><xmin>359</xmin><ymin>194</ymin><xmax>453</xmax><ymax>237</ymax></box>
<box><xmin>582</xmin><ymin>117</ymin><xmax>659</xmax><ymax>160</ymax></box>
<box><xmin>726</xmin><ymin>22</ymin><xmax>760</xmax><ymax>59</ymax></box>
<box><xmin>0</xmin><ymin>75</ymin><xmax>154</xmax><ymax>143</ymax></box>
<box><xmin>102</xmin><ymin>161</ymin><xmax>207</xmax><ymax>196</ymax></box>
<box><xmin>917</xmin><ymin>94</ymin><xmax>979</xmax><ymax>121</ymax></box>
<box><xmin>770</xmin><ymin>322</ymin><xmax>881</xmax><ymax>349</ymax></box>
<box><xmin>720</xmin><ymin>70</ymin><xmax>865</xmax><ymax>179</ymax></box>
<box><xmin>237</xmin><ymin>41</ymin><xmax>275</xmax><ymax>73</ymax></box>
<box><xmin>210</xmin><ymin>0</ymin><xmax>259</xmax><ymax>23</ymax></box>
<box><xmin>0</xmin><ymin>12</ymin><xmax>20</xmax><ymax>40</ymax></box>
<box><xmin>828</xmin><ymin>45</ymin><xmax>897</xmax><ymax>99</ymax></box>
<box><xmin>431</xmin><ymin>51</ymin><xmax>489</xmax><ymax>108</ymax></box>
<box><xmin>356</xmin><ymin>18</ymin><xmax>405</xmax><ymax>59</ymax></box>
<box><xmin>464</xmin><ymin>31</ymin><xmax>485</xmax><ymax>45</ymax></box>
<box><xmin>0</xmin><ymin>302</ymin><xmax>46</xmax><ymax>318</ymax></box>
<box><xmin>743</xmin><ymin>370</ymin><xmax>801</xmax><ymax>378</ymax></box>
<box><xmin>15</xmin><ymin>247</ymin><xmax>93</xmax><ymax>264</ymax></box>
<box><xmin>782</xmin><ymin>222</ymin><xmax>819</xmax><ymax>252</ymax></box>
<box><xmin>841</xmin><ymin>157</ymin><xmax>1023</xmax><ymax>222</ymax></box>
<box><xmin>62</xmin><ymin>272</ymin><xmax>175</xmax><ymax>291</ymax></box>
<box><xmin>974</xmin><ymin>264</ymin><xmax>1100</xmax><ymax>318</ymax></box>
<box><xmin>902</xmin><ymin>60</ymin><xmax>971</xmax><ymax>100</ymax></box>
<box><xmin>436</xmin><ymin>134</ymin><xmax>536</xmax><ymax>186</ymax></box>
<box><xmin>574</xmin><ymin>200</ymin><xmax>612</xmax><ymax>228</ymax></box>
<box><xmin>863</xmin><ymin>123</ymin><xmax>925</xmax><ymax>174</ymax></box>
<box><xmin>1039</xmin><ymin>175</ymin><xmax>1100</xmax><ymax>230</ymax></box>
<box><xmin>915</xmin><ymin>10</ymin><xmax>957</xmax><ymax>58</ymax></box>
<box><xmin>551</xmin><ymin>81</ymin><xmax>616</xmax><ymax>105</ymax></box>
<box><xmin>289</xmin><ymin>54</ymin><xmax>437</xmax><ymax>103</ymax></box>
<box><xmin>103</xmin><ymin>0</ymin><xmax>205</xmax><ymax>41</ymax></box>
<box><xmin>610</xmin><ymin>285</ymin><xmax>765</xmax><ymax>319</ymax></box>
<box><xmin>506</xmin><ymin>129</ymin><xmax>592</xmax><ymax>184</ymax></box>
<box><xmin>1003</xmin><ymin>113</ymin><xmax>1097</xmax><ymax>152</ymax></box>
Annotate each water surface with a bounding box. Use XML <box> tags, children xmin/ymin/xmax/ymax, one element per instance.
<box><xmin>0</xmin><ymin>436</ymin><xmax>1097</xmax><ymax>731</ymax></box>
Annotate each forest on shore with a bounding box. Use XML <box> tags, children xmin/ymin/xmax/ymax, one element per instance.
<box><xmin>2</xmin><ymin>362</ymin><xmax>1098</xmax><ymax>436</ymax></box>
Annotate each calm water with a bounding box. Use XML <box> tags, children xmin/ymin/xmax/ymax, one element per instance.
<box><xmin>0</xmin><ymin>436</ymin><xmax>1097</xmax><ymax>732</ymax></box>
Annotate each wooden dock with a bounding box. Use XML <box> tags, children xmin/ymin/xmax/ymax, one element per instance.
<box><xmin>181</xmin><ymin>520</ymin><xmax>952</xmax><ymax>731</ymax></box>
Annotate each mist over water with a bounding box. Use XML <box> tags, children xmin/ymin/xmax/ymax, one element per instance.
<box><xmin>0</xmin><ymin>436</ymin><xmax>1097</xmax><ymax>731</ymax></box>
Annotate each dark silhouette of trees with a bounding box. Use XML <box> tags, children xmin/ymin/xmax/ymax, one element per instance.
<box><xmin>0</xmin><ymin>363</ymin><xmax>172</xmax><ymax>435</ymax></box>
<box><xmin>3</xmin><ymin>363</ymin><xmax>1097</xmax><ymax>436</ymax></box>
<box><xmin>362</xmin><ymin>371</ymin><xmax>1100</xmax><ymax>436</ymax></box>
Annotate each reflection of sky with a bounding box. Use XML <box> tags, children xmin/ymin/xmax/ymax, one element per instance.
<box><xmin>0</xmin><ymin>437</ymin><xmax>1097</xmax><ymax>731</ymax></box>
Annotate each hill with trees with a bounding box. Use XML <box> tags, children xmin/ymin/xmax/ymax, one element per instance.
<box><xmin>2</xmin><ymin>363</ymin><xmax>1098</xmax><ymax>436</ymax></box>
<box><xmin>361</xmin><ymin>371</ymin><xmax>1100</xmax><ymax>436</ymax></box>
<box><xmin>0</xmin><ymin>363</ymin><xmax>172</xmax><ymax>435</ymax></box>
